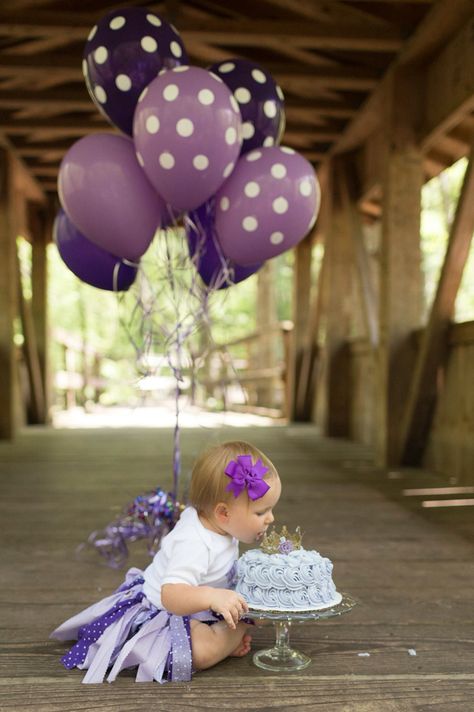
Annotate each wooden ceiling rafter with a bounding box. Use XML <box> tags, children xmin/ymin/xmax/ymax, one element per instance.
<box><xmin>327</xmin><ymin>0</ymin><xmax>474</xmax><ymax>206</ymax></box>
<box><xmin>0</xmin><ymin>0</ymin><xmax>472</xmax><ymax>198</ymax></box>
<box><xmin>0</xmin><ymin>12</ymin><xmax>405</xmax><ymax>51</ymax></box>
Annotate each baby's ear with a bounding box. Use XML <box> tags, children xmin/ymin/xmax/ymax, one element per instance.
<box><xmin>214</xmin><ymin>502</ymin><xmax>229</xmax><ymax>523</ymax></box>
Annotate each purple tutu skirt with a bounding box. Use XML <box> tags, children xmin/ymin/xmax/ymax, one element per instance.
<box><xmin>50</xmin><ymin>567</ymin><xmax>218</xmax><ymax>684</ymax></box>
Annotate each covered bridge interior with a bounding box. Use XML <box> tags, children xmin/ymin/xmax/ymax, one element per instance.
<box><xmin>0</xmin><ymin>1</ymin><xmax>474</xmax><ymax>709</ymax></box>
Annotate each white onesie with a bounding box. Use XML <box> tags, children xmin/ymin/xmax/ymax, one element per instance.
<box><xmin>142</xmin><ymin>506</ymin><xmax>239</xmax><ymax>609</ymax></box>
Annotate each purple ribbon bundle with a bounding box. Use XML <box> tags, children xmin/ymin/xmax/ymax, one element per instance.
<box><xmin>83</xmin><ymin>487</ymin><xmax>182</xmax><ymax>568</ymax></box>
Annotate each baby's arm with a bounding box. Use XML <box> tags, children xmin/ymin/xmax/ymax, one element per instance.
<box><xmin>161</xmin><ymin>584</ymin><xmax>248</xmax><ymax>629</ymax></box>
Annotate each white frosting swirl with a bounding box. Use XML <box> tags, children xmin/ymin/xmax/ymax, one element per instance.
<box><xmin>235</xmin><ymin>548</ymin><xmax>341</xmax><ymax>611</ymax></box>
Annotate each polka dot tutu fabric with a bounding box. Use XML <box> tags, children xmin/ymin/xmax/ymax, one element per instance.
<box><xmin>50</xmin><ymin>567</ymin><xmax>214</xmax><ymax>684</ymax></box>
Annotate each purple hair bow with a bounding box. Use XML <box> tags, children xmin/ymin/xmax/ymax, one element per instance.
<box><xmin>225</xmin><ymin>455</ymin><xmax>270</xmax><ymax>501</ymax></box>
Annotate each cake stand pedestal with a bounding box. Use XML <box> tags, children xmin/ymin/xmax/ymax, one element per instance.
<box><xmin>244</xmin><ymin>593</ymin><xmax>357</xmax><ymax>672</ymax></box>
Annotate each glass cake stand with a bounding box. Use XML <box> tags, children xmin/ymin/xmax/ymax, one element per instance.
<box><xmin>244</xmin><ymin>593</ymin><xmax>357</xmax><ymax>672</ymax></box>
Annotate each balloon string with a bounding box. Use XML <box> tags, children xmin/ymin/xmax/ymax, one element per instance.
<box><xmin>112</xmin><ymin>261</ymin><xmax>120</xmax><ymax>293</ymax></box>
<box><xmin>113</xmin><ymin>219</ymin><xmax>245</xmax><ymax>501</ymax></box>
<box><xmin>164</xmin><ymin>227</ymin><xmax>182</xmax><ymax>498</ymax></box>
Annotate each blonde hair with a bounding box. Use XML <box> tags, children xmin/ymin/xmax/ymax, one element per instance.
<box><xmin>189</xmin><ymin>440</ymin><xmax>278</xmax><ymax>515</ymax></box>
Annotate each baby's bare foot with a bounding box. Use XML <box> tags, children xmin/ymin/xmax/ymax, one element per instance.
<box><xmin>230</xmin><ymin>633</ymin><xmax>252</xmax><ymax>657</ymax></box>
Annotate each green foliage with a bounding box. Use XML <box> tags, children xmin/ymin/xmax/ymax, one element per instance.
<box><xmin>421</xmin><ymin>157</ymin><xmax>473</xmax><ymax>322</ymax></box>
<box><xmin>47</xmin><ymin>244</ymin><xmax>138</xmax><ymax>404</ymax></box>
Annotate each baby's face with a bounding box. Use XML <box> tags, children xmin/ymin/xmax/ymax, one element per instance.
<box><xmin>226</xmin><ymin>476</ymin><xmax>282</xmax><ymax>545</ymax></box>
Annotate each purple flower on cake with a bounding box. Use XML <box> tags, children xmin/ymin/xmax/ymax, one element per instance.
<box><xmin>225</xmin><ymin>455</ymin><xmax>270</xmax><ymax>500</ymax></box>
<box><xmin>278</xmin><ymin>538</ymin><xmax>295</xmax><ymax>555</ymax></box>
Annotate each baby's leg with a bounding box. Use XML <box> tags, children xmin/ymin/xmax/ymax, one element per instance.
<box><xmin>190</xmin><ymin>620</ymin><xmax>252</xmax><ymax>671</ymax></box>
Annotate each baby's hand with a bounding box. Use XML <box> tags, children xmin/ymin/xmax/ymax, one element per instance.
<box><xmin>208</xmin><ymin>588</ymin><xmax>249</xmax><ymax>629</ymax></box>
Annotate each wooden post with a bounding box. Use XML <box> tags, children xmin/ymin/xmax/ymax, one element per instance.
<box><xmin>377</xmin><ymin>69</ymin><xmax>424</xmax><ymax>466</ymax></box>
<box><xmin>30</xmin><ymin>203</ymin><xmax>50</xmax><ymax>423</ymax></box>
<box><xmin>256</xmin><ymin>261</ymin><xmax>277</xmax><ymax>407</ymax></box>
<box><xmin>0</xmin><ymin>148</ymin><xmax>18</xmax><ymax>438</ymax></box>
<box><xmin>16</xmin><ymin>242</ymin><xmax>45</xmax><ymax>424</ymax></box>
<box><xmin>322</xmin><ymin>159</ymin><xmax>353</xmax><ymax>437</ymax></box>
<box><xmin>340</xmin><ymin>159</ymin><xmax>378</xmax><ymax>349</ymax></box>
<box><xmin>289</xmin><ymin>233</ymin><xmax>313</xmax><ymax>421</ymax></box>
<box><xmin>400</xmin><ymin>143</ymin><xmax>474</xmax><ymax>465</ymax></box>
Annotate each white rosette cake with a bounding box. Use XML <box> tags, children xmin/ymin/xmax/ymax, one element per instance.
<box><xmin>236</xmin><ymin>526</ymin><xmax>341</xmax><ymax>612</ymax></box>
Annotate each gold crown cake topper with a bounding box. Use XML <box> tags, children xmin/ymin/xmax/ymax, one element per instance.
<box><xmin>260</xmin><ymin>525</ymin><xmax>303</xmax><ymax>555</ymax></box>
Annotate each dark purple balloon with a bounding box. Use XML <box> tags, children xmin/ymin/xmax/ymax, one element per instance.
<box><xmin>83</xmin><ymin>7</ymin><xmax>188</xmax><ymax>135</ymax></box>
<box><xmin>54</xmin><ymin>210</ymin><xmax>137</xmax><ymax>292</ymax></box>
<box><xmin>209</xmin><ymin>59</ymin><xmax>285</xmax><ymax>155</ymax></box>
<box><xmin>186</xmin><ymin>199</ymin><xmax>262</xmax><ymax>289</ymax></box>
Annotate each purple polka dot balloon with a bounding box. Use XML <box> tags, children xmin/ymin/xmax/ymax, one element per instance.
<box><xmin>186</xmin><ymin>199</ymin><xmax>262</xmax><ymax>289</ymax></box>
<box><xmin>209</xmin><ymin>59</ymin><xmax>285</xmax><ymax>155</ymax></box>
<box><xmin>83</xmin><ymin>7</ymin><xmax>188</xmax><ymax>136</ymax></box>
<box><xmin>214</xmin><ymin>146</ymin><xmax>320</xmax><ymax>266</ymax></box>
<box><xmin>133</xmin><ymin>66</ymin><xmax>243</xmax><ymax>212</ymax></box>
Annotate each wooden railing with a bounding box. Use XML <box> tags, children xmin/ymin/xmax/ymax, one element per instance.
<box><xmin>349</xmin><ymin>320</ymin><xmax>474</xmax><ymax>484</ymax></box>
<box><xmin>424</xmin><ymin>321</ymin><xmax>474</xmax><ymax>485</ymax></box>
<box><xmin>191</xmin><ymin>321</ymin><xmax>293</xmax><ymax>418</ymax></box>
<box><xmin>53</xmin><ymin>328</ymin><xmax>108</xmax><ymax>408</ymax></box>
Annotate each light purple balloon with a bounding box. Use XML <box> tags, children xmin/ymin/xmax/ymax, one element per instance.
<box><xmin>58</xmin><ymin>133</ymin><xmax>169</xmax><ymax>261</ymax></box>
<box><xmin>215</xmin><ymin>146</ymin><xmax>320</xmax><ymax>266</ymax></box>
<box><xmin>133</xmin><ymin>66</ymin><xmax>243</xmax><ymax>212</ymax></box>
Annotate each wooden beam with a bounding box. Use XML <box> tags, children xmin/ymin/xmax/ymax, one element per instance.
<box><xmin>283</xmin><ymin>129</ymin><xmax>341</xmax><ymax>144</ymax></box>
<box><xmin>301</xmin><ymin>151</ymin><xmax>326</xmax><ymax>163</ymax></box>
<box><xmin>285</xmin><ymin>101</ymin><xmax>358</xmax><ymax>121</ymax></box>
<box><xmin>0</xmin><ymin>118</ymin><xmax>109</xmax><ymax>136</ymax></box>
<box><xmin>348</xmin><ymin>0</ymin><xmax>432</xmax><ymax>3</ymax></box>
<box><xmin>400</xmin><ymin>142</ymin><xmax>474</xmax><ymax>466</ymax></box>
<box><xmin>0</xmin><ymin>88</ymin><xmax>93</xmax><ymax>112</ymax></box>
<box><xmin>30</xmin><ymin>166</ymin><xmax>59</xmax><ymax>178</ymax></box>
<box><xmin>260</xmin><ymin>0</ymin><xmax>396</xmax><ymax>29</ymax></box>
<box><xmin>377</xmin><ymin>70</ymin><xmax>424</xmax><ymax>467</ymax></box>
<box><xmin>16</xmin><ymin>147</ymin><xmax>68</xmax><ymax>160</ymax></box>
<box><xmin>339</xmin><ymin>160</ymin><xmax>378</xmax><ymax>349</ymax></box>
<box><xmin>0</xmin><ymin>54</ymin><xmax>78</xmax><ymax>70</ymax></box>
<box><xmin>34</xmin><ymin>182</ymin><xmax>57</xmax><ymax>192</ymax></box>
<box><xmin>0</xmin><ymin>88</ymin><xmax>358</xmax><ymax>122</ymax></box>
<box><xmin>0</xmin><ymin>145</ymin><xmax>23</xmax><ymax>439</ymax></box>
<box><xmin>3</xmin><ymin>34</ymin><xmax>73</xmax><ymax>57</ymax></box>
<box><xmin>421</xmin><ymin>16</ymin><xmax>474</xmax><ymax>151</ymax></box>
<box><xmin>0</xmin><ymin>147</ymin><xmax>18</xmax><ymax>438</ymax></box>
<box><xmin>0</xmin><ymin>135</ymin><xmax>45</xmax><ymax>204</ymax></box>
<box><xmin>15</xmin><ymin>205</ymin><xmax>45</xmax><ymax>425</ymax></box>
<box><xmin>323</xmin><ymin>162</ymin><xmax>353</xmax><ymax>437</ymax></box>
<box><xmin>278</xmin><ymin>69</ymin><xmax>378</xmax><ymax>93</ymax></box>
<box><xmin>255</xmin><ymin>262</ymin><xmax>278</xmax><ymax>408</ymax></box>
<box><xmin>0</xmin><ymin>12</ymin><xmax>404</xmax><ymax>51</ymax></box>
<box><xmin>289</xmin><ymin>233</ymin><xmax>313</xmax><ymax>421</ymax></box>
<box><xmin>30</xmin><ymin>203</ymin><xmax>51</xmax><ymax>423</ymax></box>
<box><xmin>0</xmin><ymin>56</ymin><xmax>379</xmax><ymax>92</ymax></box>
<box><xmin>329</xmin><ymin>2</ymin><xmax>474</xmax><ymax>156</ymax></box>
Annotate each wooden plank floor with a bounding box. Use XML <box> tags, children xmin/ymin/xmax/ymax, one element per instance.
<box><xmin>1</xmin><ymin>425</ymin><xmax>473</xmax><ymax>711</ymax></box>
